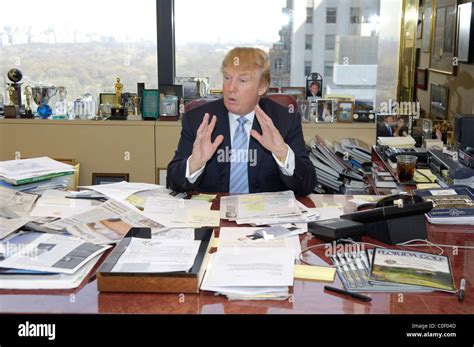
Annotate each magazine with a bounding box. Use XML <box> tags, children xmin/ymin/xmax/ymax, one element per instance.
<box><xmin>370</xmin><ymin>248</ymin><xmax>456</xmax><ymax>293</ymax></box>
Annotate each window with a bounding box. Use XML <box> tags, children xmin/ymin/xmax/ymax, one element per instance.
<box><xmin>325</xmin><ymin>35</ymin><xmax>336</xmax><ymax>50</ymax></box>
<box><xmin>0</xmin><ymin>0</ymin><xmax>158</xmax><ymax>103</ymax></box>
<box><xmin>274</xmin><ymin>59</ymin><xmax>284</xmax><ymax>72</ymax></box>
<box><xmin>306</xmin><ymin>8</ymin><xmax>313</xmax><ymax>23</ymax></box>
<box><xmin>175</xmin><ymin>0</ymin><xmax>287</xmax><ymax>89</ymax></box>
<box><xmin>305</xmin><ymin>61</ymin><xmax>312</xmax><ymax>76</ymax></box>
<box><xmin>351</xmin><ymin>7</ymin><xmax>362</xmax><ymax>23</ymax></box>
<box><xmin>326</xmin><ymin>8</ymin><xmax>337</xmax><ymax>23</ymax></box>
<box><xmin>305</xmin><ymin>35</ymin><xmax>313</xmax><ymax>50</ymax></box>
<box><xmin>324</xmin><ymin>61</ymin><xmax>334</xmax><ymax>77</ymax></box>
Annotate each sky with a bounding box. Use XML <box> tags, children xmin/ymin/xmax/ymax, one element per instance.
<box><xmin>0</xmin><ymin>0</ymin><xmax>288</xmax><ymax>44</ymax></box>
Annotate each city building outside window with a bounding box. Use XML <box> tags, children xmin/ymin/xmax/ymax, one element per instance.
<box><xmin>326</xmin><ymin>7</ymin><xmax>337</xmax><ymax>24</ymax></box>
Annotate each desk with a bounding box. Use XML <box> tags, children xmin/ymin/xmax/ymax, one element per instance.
<box><xmin>0</xmin><ymin>194</ymin><xmax>472</xmax><ymax>314</ymax></box>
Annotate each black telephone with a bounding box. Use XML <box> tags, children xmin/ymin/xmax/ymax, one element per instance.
<box><xmin>384</xmin><ymin>147</ymin><xmax>428</xmax><ymax>163</ymax></box>
<box><xmin>340</xmin><ymin>194</ymin><xmax>433</xmax><ymax>245</ymax></box>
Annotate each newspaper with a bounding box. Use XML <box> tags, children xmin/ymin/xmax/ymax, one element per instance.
<box><xmin>0</xmin><ymin>217</ymin><xmax>31</xmax><ymax>239</ymax></box>
<box><xmin>43</xmin><ymin>199</ymin><xmax>166</xmax><ymax>244</ymax></box>
<box><xmin>220</xmin><ymin>191</ymin><xmax>301</xmax><ymax>221</ymax></box>
<box><xmin>79</xmin><ymin>181</ymin><xmax>166</xmax><ymax>201</ymax></box>
<box><xmin>0</xmin><ymin>186</ymin><xmax>38</xmax><ymax>217</ymax></box>
<box><xmin>0</xmin><ymin>157</ymin><xmax>74</xmax><ymax>182</ymax></box>
<box><xmin>0</xmin><ymin>232</ymin><xmax>110</xmax><ymax>274</ymax></box>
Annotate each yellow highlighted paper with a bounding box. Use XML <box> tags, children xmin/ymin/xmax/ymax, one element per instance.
<box><xmin>294</xmin><ymin>264</ymin><xmax>336</xmax><ymax>282</ymax></box>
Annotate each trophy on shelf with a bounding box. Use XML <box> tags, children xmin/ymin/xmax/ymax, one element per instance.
<box><xmin>22</xmin><ymin>85</ymin><xmax>34</xmax><ymax>118</ymax></box>
<box><xmin>4</xmin><ymin>68</ymin><xmax>23</xmax><ymax>118</ymax></box>
<box><xmin>110</xmin><ymin>77</ymin><xmax>125</xmax><ymax>118</ymax></box>
<box><xmin>32</xmin><ymin>85</ymin><xmax>57</xmax><ymax>119</ymax></box>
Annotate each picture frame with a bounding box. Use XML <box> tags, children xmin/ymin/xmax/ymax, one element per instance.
<box><xmin>305</xmin><ymin>72</ymin><xmax>323</xmax><ymax>100</ymax></box>
<box><xmin>159</xmin><ymin>84</ymin><xmax>184</xmax><ymax>99</ymax></box>
<box><xmin>457</xmin><ymin>2</ymin><xmax>474</xmax><ymax>63</ymax></box>
<box><xmin>92</xmin><ymin>173</ymin><xmax>129</xmax><ymax>185</ymax></box>
<box><xmin>175</xmin><ymin>77</ymin><xmax>209</xmax><ymax>99</ymax></box>
<box><xmin>337</xmin><ymin>101</ymin><xmax>354</xmax><ymax>123</ymax></box>
<box><xmin>297</xmin><ymin>100</ymin><xmax>310</xmax><ymax>123</ymax></box>
<box><xmin>281</xmin><ymin>87</ymin><xmax>306</xmax><ymax>102</ymax></box>
<box><xmin>308</xmin><ymin>100</ymin><xmax>318</xmax><ymax>123</ymax></box>
<box><xmin>430</xmin><ymin>0</ymin><xmax>457</xmax><ymax>75</ymax></box>
<box><xmin>416</xmin><ymin>68</ymin><xmax>428</xmax><ymax>90</ymax></box>
<box><xmin>422</xmin><ymin>1</ymin><xmax>432</xmax><ymax>53</ymax></box>
<box><xmin>268</xmin><ymin>87</ymin><xmax>280</xmax><ymax>94</ymax></box>
<box><xmin>417</xmin><ymin>15</ymin><xmax>423</xmax><ymax>39</ymax></box>
<box><xmin>430</xmin><ymin>83</ymin><xmax>449</xmax><ymax>120</ymax></box>
<box><xmin>353</xmin><ymin>99</ymin><xmax>376</xmax><ymax>122</ymax></box>
<box><xmin>376</xmin><ymin>114</ymin><xmax>413</xmax><ymax>138</ymax></box>
<box><xmin>316</xmin><ymin>99</ymin><xmax>335</xmax><ymax>123</ymax></box>
<box><xmin>99</xmin><ymin>93</ymin><xmax>116</xmax><ymax>106</ymax></box>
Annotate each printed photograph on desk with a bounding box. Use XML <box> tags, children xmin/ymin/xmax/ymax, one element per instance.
<box><xmin>376</xmin><ymin>114</ymin><xmax>413</xmax><ymax>138</ymax></box>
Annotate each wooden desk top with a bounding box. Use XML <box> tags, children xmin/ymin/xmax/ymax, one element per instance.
<box><xmin>1</xmin><ymin>194</ymin><xmax>472</xmax><ymax>314</ymax></box>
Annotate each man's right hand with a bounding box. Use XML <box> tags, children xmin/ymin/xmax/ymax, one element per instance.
<box><xmin>188</xmin><ymin>113</ymin><xmax>224</xmax><ymax>175</ymax></box>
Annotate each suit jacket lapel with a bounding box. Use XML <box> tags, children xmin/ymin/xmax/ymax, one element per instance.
<box><xmin>213</xmin><ymin>100</ymin><xmax>231</xmax><ymax>191</ymax></box>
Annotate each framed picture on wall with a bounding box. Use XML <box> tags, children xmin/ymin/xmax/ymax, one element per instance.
<box><xmin>457</xmin><ymin>2</ymin><xmax>474</xmax><ymax>63</ymax></box>
<box><xmin>92</xmin><ymin>173</ymin><xmax>129</xmax><ymax>185</ymax></box>
<box><xmin>430</xmin><ymin>0</ymin><xmax>457</xmax><ymax>74</ymax></box>
<box><xmin>422</xmin><ymin>1</ymin><xmax>432</xmax><ymax>52</ymax></box>
<box><xmin>416</xmin><ymin>68</ymin><xmax>428</xmax><ymax>90</ymax></box>
<box><xmin>430</xmin><ymin>84</ymin><xmax>449</xmax><ymax>120</ymax></box>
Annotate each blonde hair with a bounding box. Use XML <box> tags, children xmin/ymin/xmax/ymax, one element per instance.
<box><xmin>221</xmin><ymin>47</ymin><xmax>271</xmax><ymax>91</ymax></box>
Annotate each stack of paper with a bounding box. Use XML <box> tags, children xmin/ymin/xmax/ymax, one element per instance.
<box><xmin>377</xmin><ymin>135</ymin><xmax>416</xmax><ymax>148</ymax></box>
<box><xmin>200</xmin><ymin>227</ymin><xmax>299</xmax><ymax>300</ymax></box>
<box><xmin>0</xmin><ymin>231</ymin><xmax>110</xmax><ymax>289</ymax></box>
<box><xmin>0</xmin><ymin>157</ymin><xmax>75</xmax><ymax>193</ymax></box>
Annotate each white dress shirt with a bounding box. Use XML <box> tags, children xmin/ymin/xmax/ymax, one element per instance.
<box><xmin>186</xmin><ymin>111</ymin><xmax>295</xmax><ymax>183</ymax></box>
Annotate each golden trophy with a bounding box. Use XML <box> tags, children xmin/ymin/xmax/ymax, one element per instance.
<box><xmin>111</xmin><ymin>77</ymin><xmax>125</xmax><ymax>118</ymax></box>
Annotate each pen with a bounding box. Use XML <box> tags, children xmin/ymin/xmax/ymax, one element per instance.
<box><xmin>324</xmin><ymin>285</ymin><xmax>372</xmax><ymax>302</ymax></box>
<box><xmin>458</xmin><ymin>278</ymin><xmax>466</xmax><ymax>301</ymax></box>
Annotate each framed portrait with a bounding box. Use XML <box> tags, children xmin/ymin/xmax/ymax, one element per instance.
<box><xmin>337</xmin><ymin>101</ymin><xmax>354</xmax><ymax>123</ymax></box>
<box><xmin>376</xmin><ymin>114</ymin><xmax>413</xmax><ymax>138</ymax></box>
<box><xmin>99</xmin><ymin>93</ymin><xmax>116</xmax><ymax>106</ymax></box>
<box><xmin>430</xmin><ymin>83</ymin><xmax>449</xmax><ymax>120</ymax></box>
<box><xmin>92</xmin><ymin>173</ymin><xmax>129</xmax><ymax>185</ymax></box>
<box><xmin>416</xmin><ymin>68</ymin><xmax>428</xmax><ymax>90</ymax></box>
<box><xmin>297</xmin><ymin>100</ymin><xmax>310</xmax><ymax>123</ymax></box>
<box><xmin>305</xmin><ymin>72</ymin><xmax>323</xmax><ymax>100</ymax></box>
<box><xmin>316</xmin><ymin>99</ymin><xmax>335</xmax><ymax>123</ymax></box>
<box><xmin>159</xmin><ymin>84</ymin><xmax>183</xmax><ymax>99</ymax></box>
<box><xmin>422</xmin><ymin>1</ymin><xmax>432</xmax><ymax>52</ymax></box>
<box><xmin>430</xmin><ymin>1</ymin><xmax>457</xmax><ymax>74</ymax></box>
<box><xmin>457</xmin><ymin>2</ymin><xmax>474</xmax><ymax>63</ymax></box>
<box><xmin>281</xmin><ymin>87</ymin><xmax>306</xmax><ymax>102</ymax></box>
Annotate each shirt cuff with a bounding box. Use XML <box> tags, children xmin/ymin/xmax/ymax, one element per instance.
<box><xmin>186</xmin><ymin>156</ymin><xmax>206</xmax><ymax>183</ymax></box>
<box><xmin>272</xmin><ymin>145</ymin><xmax>295</xmax><ymax>176</ymax></box>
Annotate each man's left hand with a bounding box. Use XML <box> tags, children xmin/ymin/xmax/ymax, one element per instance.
<box><xmin>250</xmin><ymin>104</ymin><xmax>288</xmax><ymax>159</ymax></box>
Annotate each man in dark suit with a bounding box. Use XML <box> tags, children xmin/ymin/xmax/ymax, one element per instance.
<box><xmin>167</xmin><ymin>47</ymin><xmax>316</xmax><ymax>197</ymax></box>
<box><xmin>377</xmin><ymin>115</ymin><xmax>395</xmax><ymax>137</ymax></box>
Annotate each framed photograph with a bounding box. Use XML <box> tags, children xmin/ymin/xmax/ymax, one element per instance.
<box><xmin>99</xmin><ymin>93</ymin><xmax>116</xmax><ymax>106</ymax></box>
<box><xmin>297</xmin><ymin>100</ymin><xmax>310</xmax><ymax>123</ymax></box>
<box><xmin>281</xmin><ymin>87</ymin><xmax>306</xmax><ymax>101</ymax></box>
<box><xmin>430</xmin><ymin>0</ymin><xmax>457</xmax><ymax>74</ymax></box>
<box><xmin>308</xmin><ymin>100</ymin><xmax>318</xmax><ymax>123</ymax></box>
<box><xmin>376</xmin><ymin>114</ymin><xmax>413</xmax><ymax>138</ymax></box>
<box><xmin>316</xmin><ymin>99</ymin><xmax>335</xmax><ymax>123</ymax></box>
<box><xmin>353</xmin><ymin>99</ymin><xmax>376</xmax><ymax>122</ymax></box>
<box><xmin>416</xmin><ymin>68</ymin><xmax>428</xmax><ymax>90</ymax></box>
<box><xmin>142</xmin><ymin>89</ymin><xmax>160</xmax><ymax>120</ymax></box>
<box><xmin>175</xmin><ymin>77</ymin><xmax>209</xmax><ymax>99</ymax></box>
<box><xmin>159</xmin><ymin>84</ymin><xmax>183</xmax><ymax>99</ymax></box>
<box><xmin>422</xmin><ymin>2</ymin><xmax>432</xmax><ymax>52</ymax></box>
<box><xmin>430</xmin><ymin>83</ymin><xmax>449</xmax><ymax>120</ymax></box>
<box><xmin>457</xmin><ymin>2</ymin><xmax>474</xmax><ymax>63</ymax></box>
<box><xmin>92</xmin><ymin>173</ymin><xmax>129</xmax><ymax>185</ymax></box>
<box><xmin>305</xmin><ymin>72</ymin><xmax>323</xmax><ymax>100</ymax></box>
<box><xmin>337</xmin><ymin>101</ymin><xmax>354</xmax><ymax>123</ymax></box>
<box><xmin>268</xmin><ymin>87</ymin><xmax>280</xmax><ymax>94</ymax></box>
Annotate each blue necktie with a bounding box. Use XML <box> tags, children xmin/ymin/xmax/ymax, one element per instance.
<box><xmin>387</xmin><ymin>125</ymin><xmax>392</xmax><ymax>136</ymax></box>
<box><xmin>229</xmin><ymin>117</ymin><xmax>249</xmax><ymax>194</ymax></box>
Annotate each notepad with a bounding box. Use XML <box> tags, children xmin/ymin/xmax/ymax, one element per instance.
<box><xmin>294</xmin><ymin>264</ymin><xmax>336</xmax><ymax>282</ymax></box>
